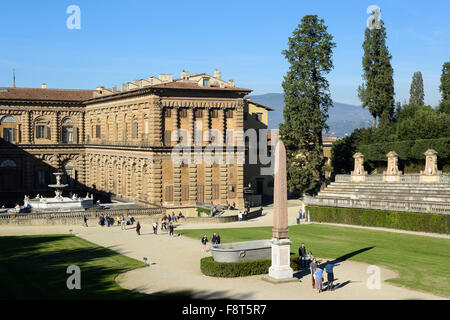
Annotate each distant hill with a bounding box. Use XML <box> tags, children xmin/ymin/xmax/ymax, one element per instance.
<box><xmin>248</xmin><ymin>93</ymin><xmax>372</xmax><ymax>137</ymax></box>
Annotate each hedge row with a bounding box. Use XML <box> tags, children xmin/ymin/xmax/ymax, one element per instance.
<box><xmin>357</xmin><ymin>137</ymin><xmax>450</xmax><ymax>162</ymax></box>
<box><xmin>200</xmin><ymin>255</ymin><xmax>300</xmax><ymax>278</ymax></box>
<box><xmin>308</xmin><ymin>206</ymin><xmax>450</xmax><ymax>234</ymax></box>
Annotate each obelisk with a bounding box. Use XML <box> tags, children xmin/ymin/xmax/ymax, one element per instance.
<box><xmin>268</xmin><ymin>140</ymin><xmax>294</xmax><ymax>280</ymax></box>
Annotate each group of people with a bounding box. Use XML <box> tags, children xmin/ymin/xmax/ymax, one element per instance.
<box><xmin>201</xmin><ymin>232</ymin><xmax>221</xmax><ymax>251</ymax></box>
<box><xmin>299</xmin><ymin>243</ymin><xmax>339</xmax><ymax>293</ymax></box>
<box><xmin>237</xmin><ymin>209</ymin><xmax>248</xmax><ymax>222</ymax></box>
<box><xmin>96</xmin><ymin>214</ymin><xmax>135</xmax><ymax>229</ymax></box>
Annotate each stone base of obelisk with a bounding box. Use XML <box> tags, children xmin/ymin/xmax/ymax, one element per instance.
<box><xmin>266</xmin><ymin>238</ymin><xmax>294</xmax><ymax>281</ymax></box>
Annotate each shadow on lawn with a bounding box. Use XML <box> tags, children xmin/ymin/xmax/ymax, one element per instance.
<box><xmin>0</xmin><ymin>235</ymin><xmax>226</xmax><ymax>300</ymax></box>
<box><xmin>293</xmin><ymin>246</ymin><xmax>375</xmax><ymax>281</ymax></box>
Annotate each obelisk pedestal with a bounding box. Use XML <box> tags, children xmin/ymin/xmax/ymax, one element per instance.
<box><xmin>267</xmin><ymin>140</ymin><xmax>294</xmax><ymax>281</ymax></box>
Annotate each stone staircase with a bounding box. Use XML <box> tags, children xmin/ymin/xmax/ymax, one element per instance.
<box><xmin>304</xmin><ymin>180</ymin><xmax>450</xmax><ymax>214</ymax></box>
<box><xmin>319</xmin><ymin>182</ymin><xmax>450</xmax><ymax>203</ymax></box>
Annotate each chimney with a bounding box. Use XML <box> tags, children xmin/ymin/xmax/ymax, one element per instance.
<box><xmin>214</xmin><ymin>69</ymin><xmax>221</xmax><ymax>80</ymax></box>
<box><xmin>41</xmin><ymin>83</ymin><xmax>47</xmax><ymax>89</ymax></box>
<box><xmin>181</xmin><ymin>70</ymin><xmax>190</xmax><ymax>80</ymax></box>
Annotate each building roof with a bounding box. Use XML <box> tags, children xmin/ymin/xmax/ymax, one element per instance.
<box><xmin>245</xmin><ymin>99</ymin><xmax>275</xmax><ymax>111</ymax></box>
<box><xmin>0</xmin><ymin>87</ymin><xmax>94</xmax><ymax>102</ymax></box>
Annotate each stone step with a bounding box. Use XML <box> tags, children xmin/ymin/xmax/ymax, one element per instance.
<box><xmin>330</xmin><ymin>182</ymin><xmax>450</xmax><ymax>188</ymax></box>
<box><xmin>326</xmin><ymin>185</ymin><xmax>450</xmax><ymax>192</ymax></box>
<box><xmin>323</xmin><ymin>187</ymin><xmax>450</xmax><ymax>194</ymax></box>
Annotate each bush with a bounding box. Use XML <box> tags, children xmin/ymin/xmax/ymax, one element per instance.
<box><xmin>200</xmin><ymin>255</ymin><xmax>300</xmax><ymax>278</ymax></box>
<box><xmin>196</xmin><ymin>207</ymin><xmax>211</xmax><ymax>217</ymax></box>
<box><xmin>308</xmin><ymin>206</ymin><xmax>450</xmax><ymax>234</ymax></box>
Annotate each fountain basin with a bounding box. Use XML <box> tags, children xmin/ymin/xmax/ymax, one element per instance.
<box><xmin>27</xmin><ymin>197</ymin><xmax>93</xmax><ymax>210</ymax></box>
<box><xmin>210</xmin><ymin>239</ymin><xmax>272</xmax><ymax>263</ymax></box>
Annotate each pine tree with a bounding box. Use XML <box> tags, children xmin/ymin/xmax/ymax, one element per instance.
<box><xmin>409</xmin><ymin>71</ymin><xmax>424</xmax><ymax>106</ymax></box>
<box><xmin>438</xmin><ymin>62</ymin><xmax>450</xmax><ymax>114</ymax></box>
<box><xmin>358</xmin><ymin>20</ymin><xmax>395</xmax><ymax>127</ymax></box>
<box><xmin>279</xmin><ymin>15</ymin><xmax>335</xmax><ymax>195</ymax></box>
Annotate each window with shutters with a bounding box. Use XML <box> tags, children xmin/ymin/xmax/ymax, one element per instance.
<box><xmin>164</xmin><ymin>130</ymin><xmax>171</xmax><ymax>146</ymax></box>
<box><xmin>210</xmin><ymin>109</ymin><xmax>218</xmax><ymax>118</ymax></box>
<box><xmin>195</xmin><ymin>109</ymin><xmax>203</xmax><ymax>118</ymax></box>
<box><xmin>36</xmin><ymin>125</ymin><xmax>46</xmax><ymax>138</ymax></box>
<box><xmin>181</xmin><ymin>185</ymin><xmax>189</xmax><ymax>201</ymax></box>
<box><xmin>96</xmin><ymin>125</ymin><xmax>101</xmax><ymax>138</ymax></box>
<box><xmin>165</xmin><ymin>185</ymin><xmax>173</xmax><ymax>202</ymax></box>
<box><xmin>3</xmin><ymin>128</ymin><xmax>14</xmax><ymax>142</ymax></box>
<box><xmin>225</xmin><ymin>109</ymin><xmax>233</xmax><ymax>118</ymax></box>
<box><xmin>212</xmin><ymin>184</ymin><xmax>219</xmax><ymax>200</ymax></box>
<box><xmin>132</xmin><ymin>122</ymin><xmax>138</xmax><ymax>139</ymax></box>
<box><xmin>164</xmin><ymin>108</ymin><xmax>171</xmax><ymax>117</ymax></box>
<box><xmin>179</xmin><ymin>108</ymin><xmax>188</xmax><ymax>118</ymax></box>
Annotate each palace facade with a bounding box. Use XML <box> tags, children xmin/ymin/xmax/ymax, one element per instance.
<box><xmin>0</xmin><ymin>70</ymin><xmax>273</xmax><ymax>210</ymax></box>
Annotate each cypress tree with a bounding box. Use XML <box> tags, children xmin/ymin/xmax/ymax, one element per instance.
<box><xmin>409</xmin><ymin>71</ymin><xmax>425</xmax><ymax>106</ymax></box>
<box><xmin>438</xmin><ymin>62</ymin><xmax>450</xmax><ymax>114</ymax></box>
<box><xmin>279</xmin><ymin>15</ymin><xmax>335</xmax><ymax>195</ymax></box>
<box><xmin>358</xmin><ymin>20</ymin><xmax>395</xmax><ymax>127</ymax></box>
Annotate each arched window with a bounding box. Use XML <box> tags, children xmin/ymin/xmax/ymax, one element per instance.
<box><xmin>0</xmin><ymin>115</ymin><xmax>16</xmax><ymax>123</ymax></box>
<box><xmin>1</xmin><ymin>116</ymin><xmax>20</xmax><ymax>143</ymax></box>
<box><xmin>34</xmin><ymin>117</ymin><xmax>50</xmax><ymax>140</ymax></box>
<box><xmin>0</xmin><ymin>160</ymin><xmax>16</xmax><ymax>167</ymax></box>
<box><xmin>61</xmin><ymin>118</ymin><xmax>76</xmax><ymax>143</ymax></box>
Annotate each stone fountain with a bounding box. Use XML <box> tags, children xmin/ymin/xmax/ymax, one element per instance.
<box><xmin>21</xmin><ymin>172</ymin><xmax>94</xmax><ymax>212</ymax></box>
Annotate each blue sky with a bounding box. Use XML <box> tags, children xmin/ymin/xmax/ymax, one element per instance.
<box><xmin>0</xmin><ymin>0</ymin><xmax>448</xmax><ymax>106</ymax></box>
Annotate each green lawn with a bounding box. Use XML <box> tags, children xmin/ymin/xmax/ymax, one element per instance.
<box><xmin>177</xmin><ymin>224</ymin><xmax>450</xmax><ymax>298</ymax></box>
<box><xmin>0</xmin><ymin>235</ymin><xmax>192</xmax><ymax>300</ymax></box>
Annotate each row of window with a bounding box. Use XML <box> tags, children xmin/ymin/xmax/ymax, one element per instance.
<box><xmin>163</xmin><ymin>109</ymin><xmax>234</xmax><ymax>119</ymax></box>
<box><xmin>164</xmin><ymin>184</ymin><xmax>235</xmax><ymax>202</ymax></box>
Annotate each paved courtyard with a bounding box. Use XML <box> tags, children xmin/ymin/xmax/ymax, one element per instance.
<box><xmin>0</xmin><ymin>200</ymin><xmax>446</xmax><ymax>300</ymax></box>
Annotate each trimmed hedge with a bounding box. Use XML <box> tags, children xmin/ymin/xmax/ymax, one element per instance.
<box><xmin>200</xmin><ymin>255</ymin><xmax>300</xmax><ymax>278</ymax></box>
<box><xmin>308</xmin><ymin>206</ymin><xmax>450</xmax><ymax>234</ymax></box>
<box><xmin>357</xmin><ymin>137</ymin><xmax>450</xmax><ymax>162</ymax></box>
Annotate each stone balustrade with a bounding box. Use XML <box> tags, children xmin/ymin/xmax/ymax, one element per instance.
<box><xmin>304</xmin><ymin>195</ymin><xmax>450</xmax><ymax>215</ymax></box>
<box><xmin>0</xmin><ymin>207</ymin><xmax>163</xmax><ymax>225</ymax></box>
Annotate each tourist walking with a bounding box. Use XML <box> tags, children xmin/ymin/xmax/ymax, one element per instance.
<box><xmin>298</xmin><ymin>208</ymin><xmax>303</xmax><ymax>220</ymax></box>
<box><xmin>169</xmin><ymin>222</ymin><xmax>174</xmax><ymax>236</ymax></box>
<box><xmin>105</xmin><ymin>214</ymin><xmax>110</xmax><ymax>227</ymax></box>
<box><xmin>310</xmin><ymin>258</ymin><xmax>317</xmax><ymax>289</ymax></box>
<box><xmin>298</xmin><ymin>243</ymin><xmax>306</xmax><ymax>268</ymax></box>
<box><xmin>238</xmin><ymin>211</ymin><xmax>243</xmax><ymax>222</ymax></box>
<box><xmin>325</xmin><ymin>261</ymin><xmax>340</xmax><ymax>291</ymax></box>
<box><xmin>201</xmin><ymin>234</ymin><xmax>208</xmax><ymax>251</ymax></box>
<box><xmin>152</xmin><ymin>222</ymin><xmax>158</xmax><ymax>234</ymax></box>
<box><xmin>121</xmin><ymin>216</ymin><xmax>126</xmax><ymax>230</ymax></box>
<box><xmin>136</xmin><ymin>221</ymin><xmax>141</xmax><ymax>236</ymax></box>
<box><xmin>83</xmin><ymin>216</ymin><xmax>88</xmax><ymax>227</ymax></box>
<box><xmin>314</xmin><ymin>265</ymin><xmax>324</xmax><ymax>293</ymax></box>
